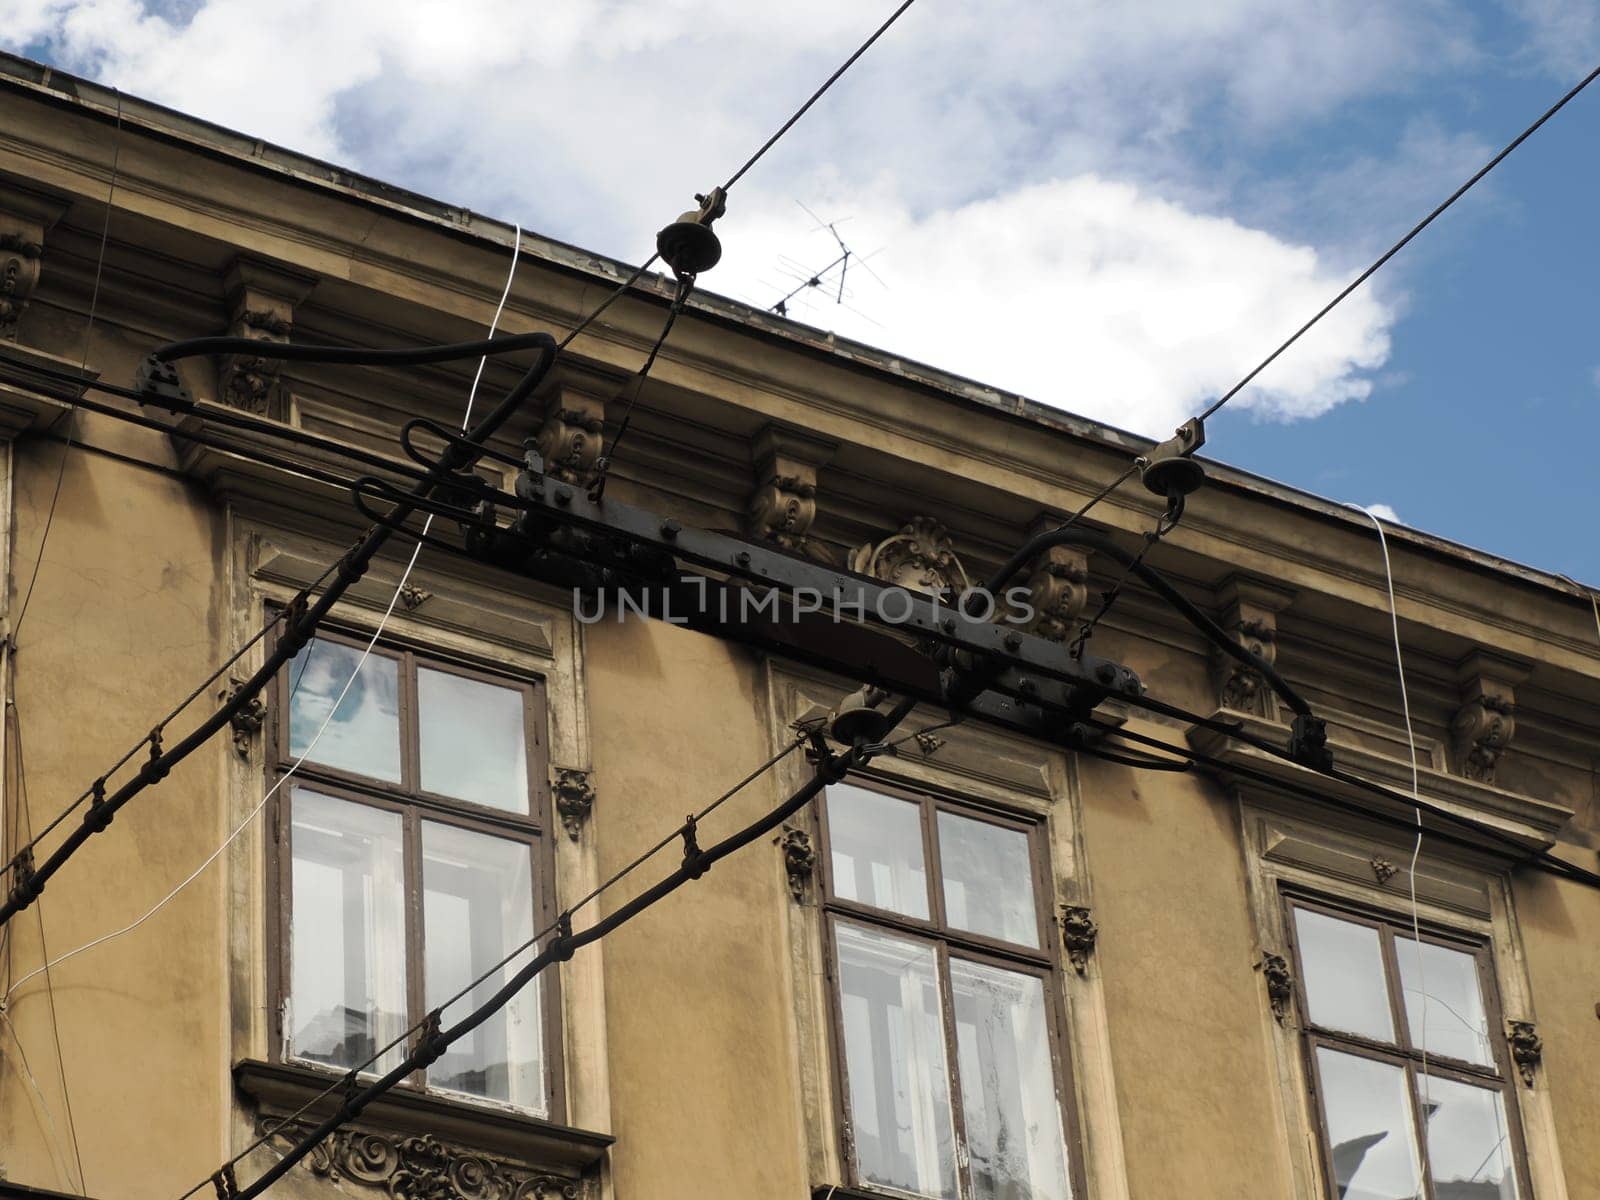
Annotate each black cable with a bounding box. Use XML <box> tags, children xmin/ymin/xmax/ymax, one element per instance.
<box><xmin>1200</xmin><ymin>60</ymin><xmax>1600</xmax><ymax>421</ymax></box>
<box><xmin>587</xmin><ymin>274</ymin><xmax>696</xmax><ymax>501</ymax></box>
<box><xmin>176</xmin><ymin>731</ymin><xmax>813</xmax><ymax>1200</ymax></box>
<box><xmin>1089</xmin><ymin>718</ymin><xmax>1600</xmax><ymax>889</ymax></box>
<box><xmin>13</xmin><ymin>88</ymin><xmax>122</xmax><ymax>646</ymax></box>
<box><xmin>1069</xmin><ymin>496</ymin><xmax>1186</xmax><ymax>658</ymax></box>
<box><xmin>151</xmin><ymin>328</ymin><xmax>560</xmax><ymax>368</ymax></box>
<box><xmin>0</xmin><ymin>554</ymin><xmax>342</xmax><ymax>885</ymax></box>
<box><xmin>0</xmin><ymin>333</ymin><xmax>559</xmax><ymax>930</ymax></box>
<box><xmin>721</xmin><ymin>0</ymin><xmax>920</xmax><ymax>191</ymax></box>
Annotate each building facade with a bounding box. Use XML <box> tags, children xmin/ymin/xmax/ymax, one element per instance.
<box><xmin>2</xmin><ymin>53</ymin><xmax>1600</xmax><ymax>1200</ymax></box>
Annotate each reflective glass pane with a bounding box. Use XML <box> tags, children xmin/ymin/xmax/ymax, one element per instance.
<box><xmin>289</xmin><ymin>790</ymin><xmax>407</xmax><ymax>1073</ymax></box>
<box><xmin>418</xmin><ymin>668</ymin><xmax>529</xmax><ymax>812</ymax></box>
<box><xmin>951</xmin><ymin>960</ymin><xmax>1071</xmax><ymax>1200</ymax></box>
<box><xmin>423</xmin><ymin>822</ymin><xmax>543</xmax><ymax>1114</ymax></box>
<box><xmin>1396</xmin><ymin>936</ymin><xmax>1493</xmax><ymax>1066</ymax></box>
<box><xmin>938</xmin><ymin>812</ymin><xmax>1039</xmax><ymax>947</ymax></box>
<box><xmin>1416</xmin><ymin>1074</ymin><xmax>1518</xmax><ymax>1200</ymax></box>
<box><xmin>1315</xmin><ymin>1049</ymin><xmax>1424</xmax><ymax>1200</ymax></box>
<box><xmin>835</xmin><ymin>921</ymin><xmax>957</xmax><ymax>1198</ymax></box>
<box><xmin>827</xmin><ymin>784</ymin><xmax>930</xmax><ymax>919</ymax></box>
<box><xmin>1295</xmin><ymin>908</ymin><xmax>1395</xmax><ymax>1042</ymax></box>
<box><xmin>288</xmin><ymin>638</ymin><xmax>402</xmax><ymax>782</ymax></box>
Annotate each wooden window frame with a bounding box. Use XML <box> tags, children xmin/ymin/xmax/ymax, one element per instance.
<box><xmin>816</xmin><ymin>772</ymin><xmax>1086</xmax><ymax>1200</ymax></box>
<box><xmin>1281</xmin><ymin>888</ymin><xmax>1535</xmax><ymax>1200</ymax></box>
<box><xmin>263</xmin><ymin>622</ymin><xmax>565</xmax><ymax>1123</ymax></box>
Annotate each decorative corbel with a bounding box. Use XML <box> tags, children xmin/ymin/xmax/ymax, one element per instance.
<box><xmin>534</xmin><ymin>381</ymin><xmax>607</xmax><ymax>489</ymax></box>
<box><xmin>780</xmin><ymin>826</ymin><xmax>816</xmax><ymax>902</ymax></box>
<box><xmin>1016</xmin><ymin>512</ymin><xmax>1090</xmax><ymax>642</ymax></box>
<box><xmin>217</xmin><ymin>258</ymin><xmax>317</xmax><ymax>415</ymax></box>
<box><xmin>743</xmin><ymin>424</ymin><xmax>837</xmax><ymax>559</ymax></box>
<box><xmin>848</xmin><ymin>517</ymin><xmax>970</xmax><ymax>598</ymax></box>
<box><xmin>552</xmin><ymin>768</ymin><xmax>595</xmax><ymax>839</ymax></box>
<box><xmin>1450</xmin><ymin>651</ymin><xmax>1529</xmax><ymax>786</ymax></box>
<box><xmin>1212</xmin><ymin>576</ymin><xmax>1296</xmax><ymax>720</ymax></box>
<box><xmin>1059</xmin><ymin>904</ymin><xmax>1098</xmax><ymax>973</ymax></box>
<box><xmin>0</xmin><ymin>182</ymin><xmax>69</xmax><ymax>342</ymax></box>
<box><xmin>1258</xmin><ymin>952</ymin><xmax>1294</xmax><ymax>1024</ymax></box>
<box><xmin>225</xmin><ymin>676</ymin><xmax>267</xmax><ymax>759</ymax></box>
<box><xmin>1506</xmin><ymin>1019</ymin><xmax>1541</xmax><ymax>1086</ymax></box>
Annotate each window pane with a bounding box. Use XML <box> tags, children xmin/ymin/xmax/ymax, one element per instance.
<box><xmin>938</xmin><ymin>812</ymin><xmax>1038</xmax><ymax>947</ymax></box>
<box><xmin>827</xmin><ymin>784</ymin><xmax>930</xmax><ymax>920</ymax></box>
<box><xmin>951</xmin><ymin>960</ymin><xmax>1071</xmax><ymax>1200</ymax></box>
<box><xmin>289</xmin><ymin>790</ymin><xmax>407</xmax><ymax>1073</ymax></box>
<box><xmin>835</xmin><ymin>921</ymin><xmax>957</xmax><ymax>1198</ymax></box>
<box><xmin>1314</xmin><ymin>1049</ymin><xmax>1423</xmax><ymax>1200</ymax></box>
<box><xmin>1396</xmin><ymin>937</ymin><xmax>1493</xmax><ymax>1067</ymax></box>
<box><xmin>288</xmin><ymin>638</ymin><xmax>402</xmax><ymax>782</ymax></box>
<box><xmin>423</xmin><ymin>822</ymin><xmax>543</xmax><ymax>1114</ymax></box>
<box><xmin>1295</xmin><ymin>908</ymin><xmax>1395</xmax><ymax>1042</ymax></box>
<box><xmin>1416</xmin><ymin>1074</ymin><xmax>1518</xmax><ymax>1200</ymax></box>
<box><xmin>418</xmin><ymin>668</ymin><xmax>529</xmax><ymax>812</ymax></box>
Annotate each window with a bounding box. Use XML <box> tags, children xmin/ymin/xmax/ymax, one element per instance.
<box><xmin>819</xmin><ymin>779</ymin><xmax>1078</xmax><ymax>1200</ymax></box>
<box><xmin>268</xmin><ymin>630</ymin><xmax>559</xmax><ymax>1118</ymax></box>
<box><xmin>1284</xmin><ymin>896</ymin><xmax>1530</xmax><ymax>1200</ymax></box>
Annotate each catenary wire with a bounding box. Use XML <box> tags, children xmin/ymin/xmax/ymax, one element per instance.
<box><xmin>1068</xmin><ymin>498</ymin><xmax>1187</xmax><ymax>658</ymax></box>
<box><xmin>1199</xmin><ymin>60</ymin><xmax>1600</xmax><ymax>422</ymax></box>
<box><xmin>12</xmin><ymin>88</ymin><xmax>123</xmax><ymax>645</ymax></box>
<box><xmin>0</xmin><ymin>1010</ymin><xmax>80</xmax><ymax>1192</ymax></box>
<box><xmin>7</xmin><ymin>228</ymin><xmax>527</xmax><ymax>993</ymax></box>
<box><xmin>720</xmin><ymin>0</ymin><xmax>920</xmax><ymax>192</ymax></box>
<box><xmin>175</xmin><ymin>731</ymin><xmax>809</xmax><ymax>1200</ymax></box>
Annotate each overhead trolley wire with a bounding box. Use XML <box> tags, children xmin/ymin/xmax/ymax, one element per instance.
<box><xmin>1200</xmin><ymin>60</ymin><xmax>1600</xmax><ymax>422</ymax></box>
<box><xmin>176</xmin><ymin>732</ymin><xmax>812</xmax><ymax>1200</ymax></box>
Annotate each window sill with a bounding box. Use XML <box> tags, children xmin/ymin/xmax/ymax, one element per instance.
<box><xmin>233</xmin><ymin>1058</ymin><xmax>612</xmax><ymax>1171</ymax></box>
<box><xmin>811</xmin><ymin>1186</ymin><xmax>914</xmax><ymax>1200</ymax></box>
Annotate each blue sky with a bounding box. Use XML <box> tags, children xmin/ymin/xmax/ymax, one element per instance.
<box><xmin>4</xmin><ymin>0</ymin><xmax>1597</xmax><ymax>581</ymax></box>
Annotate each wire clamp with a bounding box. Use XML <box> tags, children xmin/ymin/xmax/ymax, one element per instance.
<box><xmin>133</xmin><ymin>355</ymin><xmax>194</xmax><ymax>412</ymax></box>
<box><xmin>681</xmin><ymin>815</ymin><xmax>707</xmax><ymax>878</ymax></box>
<box><xmin>1288</xmin><ymin>713</ymin><xmax>1333</xmax><ymax>771</ymax></box>
<box><xmin>412</xmin><ymin>1010</ymin><xmax>445</xmax><ymax>1067</ymax></box>
<box><xmin>211</xmin><ymin>1163</ymin><xmax>238</xmax><ymax>1200</ymax></box>
<box><xmin>550</xmin><ymin>911</ymin><xmax>576</xmax><ymax>962</ymax></box>
<box><xmin>6</xmin><ymin>844</ymin><xmax>37</xmax><ymax>908</ymax></box>
<box><xmin>85</xmin><ymin>777</ymin><xmax>114</xmax><ymax>833</ymax></box>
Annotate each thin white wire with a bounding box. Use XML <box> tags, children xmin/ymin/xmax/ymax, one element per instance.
<box><xmin>6</xmin><ymin>228</ymin><xmax>525</xmax><ymax>999</ymax></box>
<box><xmin>0</xmin><ymin>1009</ymin><xmax>82</xmax><ymax>1192</ymax></box>
<box><xmin>1348</xmin><ymin>506</ymin><xmax>1432</xmax><ymax>1116</ymax></box>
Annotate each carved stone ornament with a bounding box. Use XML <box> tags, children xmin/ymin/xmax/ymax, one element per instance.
<box><xmin>743</xmin><ymin>424</ymin><xmax>837</xmax><ymax>557</ymax></box>
<box><xmin>1450</xmin><ymin>652</ymin><xmax>1527</xmax><ymax>786</ymax></box>
<box><xmin>780</xmin><ymin>826</ymin><xmax>816</xmax><ymax>902</ymax></box>
<box><xmin>1370</xmin><ymin>857</ymin><xmax>1397</xmax><ymax>884</ymax></box>
<box><xmin>0</xmin><ymin>183</ymin><xmax>67</xmax><ymax>342</ymax></box>
<box><xmin>1018</xmin><ymin>514</ymin><xmax>1090</xmax><ymax>643</ymax></box>
<box><xmin>535</xmin><ymin>386</ymin><xmax>607</xmax><ymax>488</ymax></box>
<box><xmin>398</xmin><ymin>583</ymin><xmax>433</xmax><ymax>611</ymax></box>
<box><xmin>552</xmin><ymin>768</ymin><xmax>595</xmax><ymax>840</ymax></box>
<box><xmin>265</xmin><ymin>1124</ymin><xmax>579</xmax><ymax>1200</ymax></box>
<box><xmin>848</xmin><ymin>517</ymin><xmax>971</xmax><ymax>598</ymax></box>
<box><xmin>911</xmin><ymin>729</ymin><xmax>946</xmax><ymax>758</ymax></box>
<box><xmin>1506</xmin><ymin>1019</ymin><xmax>1542</xmax><ymax>1087</ymax></box>
<box><xmin>1060</xmin><ymin>904</ymin><xmax>1098</xmax><ymax>973</ymax></box>
<box><xmin>217</xmin><ymin>257</ymin><xmax>317</xmax><ymax>416</ymax></box>
<box><xmin>225</xmin><ymin>675</ymin><xmax>267</xmax><ymax>759</ymax></box>
<box><xmin>1212</xmin><ymin>577</ymin><xmax>1295</xmax><ymax>720</ymax></box>
<box><xmin>1259</xmin><ymin>952</ymin><xmax>1294</xmax><ymax>1024</ymax></box>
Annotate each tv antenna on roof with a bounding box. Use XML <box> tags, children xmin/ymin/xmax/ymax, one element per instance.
<box><xmin>768</xmin><ymin>201</ymin><xmax>887</xmax><ymax>319</ymax></box>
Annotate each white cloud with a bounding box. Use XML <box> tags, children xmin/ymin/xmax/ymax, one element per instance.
<box><xmin>2</xmin><ymin>0</ymin><xmax>1479</xmax><ymax>435</ymax></box>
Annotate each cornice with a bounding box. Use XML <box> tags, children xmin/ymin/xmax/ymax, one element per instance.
<box><xmin>1187</xmin><ymin>708</ymin><xmax>1574</xmax><ymax>852</ymax></box>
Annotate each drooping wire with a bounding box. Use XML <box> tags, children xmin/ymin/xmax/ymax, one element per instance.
<box><xmin>1200</xmin><ymin>60</ymin><xmax>1600</xmax><ymax>422</ymax></box>
<box><xmin>12</xmin><ymin>88</ymin><xmax>123</xmax><ymax>645</ymax></box>
<box><xmin>8</xmin><ymin>710</ymin><xmax>87</xmax><ymax>1195</ymax></box>
<box><xmin>7</xmin><ymin>228</ymin><xmax>526</xmax><ymax>993</ymax></box>
<box><xmin>587</xmin><ymin>272</ymin><xmax>696</xmax><ymax>501</ymax></box>
<box><xmin>1068</xmin><ymin>495</ymin><xmax>1186</xmax><ymax>658</ymax></box>
<box><xmin>174</xmin><ymin>731</ymin><xmax>809</xmax><ymax>1200</ymax></box>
